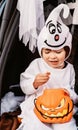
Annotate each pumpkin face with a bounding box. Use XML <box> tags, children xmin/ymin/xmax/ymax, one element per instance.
<box><xmin>34</xmin><ymin>89</ymin><xmax>73</xmax><ymax>123</ymax></box>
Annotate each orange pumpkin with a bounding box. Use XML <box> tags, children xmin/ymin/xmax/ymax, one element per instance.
<box><xmin>34</xmin><ymin>88</ymin><xmax>73</xmax><ymax>123</ymax></box>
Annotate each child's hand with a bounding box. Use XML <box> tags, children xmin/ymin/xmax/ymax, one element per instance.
<box><xmin>63</xmin><ymin>88</ymin><xmax>70</xmax><ymax>96</ymax></box>
<box><xmin>33</xmin><ymin>72</ymin><xmax>50</xmax><ymax>89</ymax></box>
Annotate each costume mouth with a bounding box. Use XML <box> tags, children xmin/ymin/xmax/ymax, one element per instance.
<box><xmin>44</xmin><ymin>38</ymin><xmax>66</xmax><ymax>48</ymax></box>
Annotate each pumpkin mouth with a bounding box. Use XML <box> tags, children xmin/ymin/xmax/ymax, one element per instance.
<box><xmin>35</xmin><ymin>103</ymin><xmax>73</xmax><ymax>119</ymax></box>
<box><xmin>42</xmin><ymin>109</ymin><xmax>67</xmax><ymax>118</ymax></box>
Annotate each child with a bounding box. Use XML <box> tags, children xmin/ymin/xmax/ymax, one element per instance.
<box><xmin>17</xmin><ymin>4</ymin><xmax>78</xmax><ymax>130</ymax></box>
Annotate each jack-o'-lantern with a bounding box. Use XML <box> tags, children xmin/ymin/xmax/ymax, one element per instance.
<box><xmin>34</xmin><ymin>88</ymin><xmax>73</xmax><ymax>123</ymax></box>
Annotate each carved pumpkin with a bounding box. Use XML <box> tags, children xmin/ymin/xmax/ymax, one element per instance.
<box><xmin>34</xmin><ymin>88</ymin><xmax>73</xmax><ymax>123</ymax></box>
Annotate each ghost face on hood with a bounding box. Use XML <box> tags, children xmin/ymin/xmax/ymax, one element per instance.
<box><xmin>44</xmin><ymin>19</ymin><xmax>69</xmax><ymax>48</ymax></box>
<box><xmin>37</xmin><ymin>4</ymin><xmax>72</xmax><ymax>60</ymax></box>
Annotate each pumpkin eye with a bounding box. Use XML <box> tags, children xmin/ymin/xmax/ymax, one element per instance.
<box><xmin>56</xmin><ymin>98</ymin><xmax>65</xmax><ymax>109</ymax></box>
<box><xmin>41</xmin><ymin>105</ymin><xmax>49</xmax><ymax>111</ymax></box>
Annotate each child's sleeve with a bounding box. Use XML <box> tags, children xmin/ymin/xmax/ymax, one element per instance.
<box><xmin>68</xmin><ymin>66</ymin><xmax>78</xmax><ymax>103</ymax></box>
<box><xmin>20</xmin><ymin>60</ymin><xmax>39</xmax><ymax>95</ymax></box>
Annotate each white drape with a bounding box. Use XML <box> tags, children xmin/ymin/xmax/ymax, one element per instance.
<box><xmin>68</xmin><ymin>0</ymin><xmax>78</xmax><ymax>25</ymax></box>
<box><xmin>17</xmin><ymin>0</ymin><xmax>45</xmax><ymax>52</ymax></box>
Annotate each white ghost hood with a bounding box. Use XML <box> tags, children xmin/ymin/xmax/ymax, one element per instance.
<box><xmin>37</xmin><ymin>4</ymin><xmax>72</xmax><ymax>60</ymax></box>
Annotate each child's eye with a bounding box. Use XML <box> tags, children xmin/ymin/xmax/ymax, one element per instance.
<box><xmin>56</xmin><ymin>51</ymin><xmax>62</xmax><ymax>54</ymax></box>
<box><xmin>45</xmin><ymin>51</ymin><xmax>50</xmax><ymax>54</ymax></box>
<box><xmin>44</xmin><ymin>49</ymin><xmax>51</xmax><ymax>54</ymax></box>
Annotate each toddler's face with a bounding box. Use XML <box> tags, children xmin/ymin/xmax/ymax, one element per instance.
<box><xmin>42</xmin><ymin>48</ymin><xmax>66</xmax><ymax>69</ymax></box>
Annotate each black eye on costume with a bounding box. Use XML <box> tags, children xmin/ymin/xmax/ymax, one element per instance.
<box><xmin>57</xmin><ymin>23</ymin><xmax>62</xmax><ymax>33</ymax></box>
<box><xmin>49</xmin><ymin>23</ymin><xmax>56</xmax><ymax>34</ymax></box>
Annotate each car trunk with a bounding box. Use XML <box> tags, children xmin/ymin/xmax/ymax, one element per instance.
<box><xmin>0</xmin><ymin>0</ymin><xmax>78</xmax><ymax>128</ymax></box>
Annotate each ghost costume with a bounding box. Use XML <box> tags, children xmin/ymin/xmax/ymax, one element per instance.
<box><xmin>17</xmin><ymin>58</ymin><xmax>77</xmax><ymax>130</ymax></box>
<box><xmin>17</xmin><ymin>4</ymin><xmax>78</xmax><ymax>130</ymax></box>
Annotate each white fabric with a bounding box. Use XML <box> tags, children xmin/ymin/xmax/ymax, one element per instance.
<box><xmin>1</xmin><ymin>92</ymin><xmax>24</xmax><ymax>115</ymax></box>
<box><xmin>46</xmin><ymin>4</ymin><xmax>70</xmax><ymax>23</ymax></box>
<box><xmin>52</xmin><ymin>118</ymin><xmax>77</xmax><ymax>130</ymax></box>
<box><xmin>17</xmin><ymin>0</ymin><xmax>45</xmax><ymax>52</ymax></box>
<box><xmin>68</xmin><ymin>0</ymin><xmax>78</xmax><ymax>25</ymax></box>
<box><xmin>17</xmin><ymin>58</ymin><xmax>78</xmax><ymax>130</ymax></box>
<box><xmin>37</xmin><ymin>4</ymin><xmax>72</xmax><ymax>59</ymax></box>
<box><xmin>60</xmin><ymin>9</ymin><xmax>72</xmax><ymax>25</ymax></box>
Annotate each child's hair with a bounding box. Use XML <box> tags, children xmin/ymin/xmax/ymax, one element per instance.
<box><xmin>64</xmin><ymin>46</ymin><xmax>70</xmax><ymax>59</ymax></box>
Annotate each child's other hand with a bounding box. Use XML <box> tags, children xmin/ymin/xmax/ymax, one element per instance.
<box><xmin>33</xmin><ymin>72</ymin><xmax>50</xmax><ymax>89</ymax></box>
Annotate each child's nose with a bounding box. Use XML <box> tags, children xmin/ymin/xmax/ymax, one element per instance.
<box><xmin>50</xmin><ymin>52</ymin><xmax>56</xmax><ymax>59</ymax></box>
